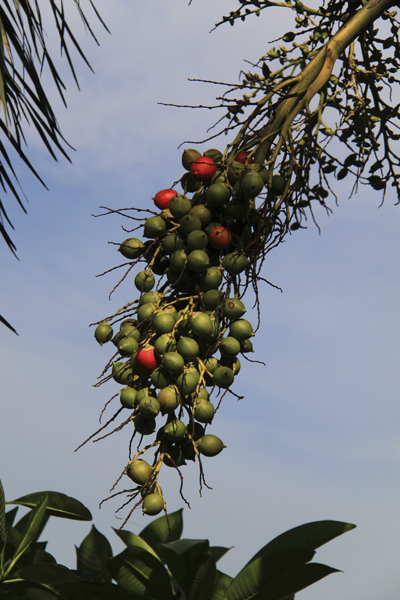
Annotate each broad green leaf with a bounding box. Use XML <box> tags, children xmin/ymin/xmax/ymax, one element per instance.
<box><xmin>225</xmin><ymin>548</ymin><xmax>315</xmax><ymax>600</ymax></box>
<box><xmin>67</xmin><ymin>580</ymin><xmax>142</xmax><ymax>600</ymax></box>
<box><xmin>186</xmin><ymin>552</ymin><xmax>216</xmax><ymax>600</ymax></box>
<box><xmin>108</xmin><ymin>545</ymin><xmax>174</xmax><ymax>600</ymax></box>
<box><xmin>45</xmin><ymin>580</ymin><xmax>140</xmax><ymax>600</ymax></box>
<box><xmin>5</xmin><ymin>521</ymin><xmax>21</xmax><ymax>549</ymax></box>
<box><xmin>140</xmin><ymin>507</ymin><xmax>183</xmax><ymax>550</ymax></box>
<box><xmin>5</xmin><ymin>506</ymin><xmax>19</xmax><ymax>526</ymax></box>
<box><xmin>31</xmin><ymin>548</ymin><xmax>57</xmax><ymax>565</ymax></box>
<box><xmin>8</xmin><ymin>491</ymin><xmax>92</xmax><ymax>521</ymax></box>
<box><xmin>15</xmin><ymin>511</ymin><xmax>50</xmax><ymax>544</ymax></box>
<box><xmin>113</xmin><ymin>528</ymin><xmax>160</xmax><ymax>560</ymax></box>
<box><xmin>209</xmin><ymin>570</ymin><xmax>234</xmax><ymax>600</ymax></box>
<box><xmin>76</xmin><ymin>525</ymin><xmax>112</xmax><ymax>583</ymax></box>
<box><xmin>0</xmin><ymin>479</ymin><xmax>6</xmax><ymax>560</ymax></box>
<box><xmin>246</xmin><ymin>521</ymin><xmax>356</xmax><ymax>565</ymax></box>
<box><xmin>208</xmin><ymin>546</ymin><xmax>232</xmax><ymax>563</ymax></box>
<box><xmin>7</xmin><ymin>494</ymin><xmax>48</xmax><ymax>572</ymax></box>
<box><xmin>16</xmin><ymin>562</ymin><xmax>82</xmax><ymax>585</ymax></box>
<box><xmin>251</xmin><ymin>562</ymin><xmax>339</xmax><ymax>600</ymax></box>
<box><xmin>12</xmin><ymin>583</ymin><xmax>60</xmax><ymax>600</ymax></box>
<box><xmin>157</xmin><ymin>539</ymin><xmax>209</xmax><ymax>589</ymax></box>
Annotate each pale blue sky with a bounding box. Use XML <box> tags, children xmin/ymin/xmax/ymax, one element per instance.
<box><xmin>1</xmin><ymin>2</ymin><xmax>399</xmax><ymax>599</ymax></box>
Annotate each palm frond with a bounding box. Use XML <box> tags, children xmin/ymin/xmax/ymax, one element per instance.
<box><xmin>0</xmin><ymin>0</ymin><xmax>107</xmax><ymax>256</ymax></box>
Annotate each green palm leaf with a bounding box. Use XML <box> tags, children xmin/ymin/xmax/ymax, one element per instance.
<box><xmin>0</xmin><ymin>0</ymin><xmax>107</xmax><ymax>257</ymax></box>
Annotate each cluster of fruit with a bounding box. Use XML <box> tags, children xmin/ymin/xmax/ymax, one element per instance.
<box><xmin>94</xmin><ymin>148</ymin><xmax>285</xmax><ymax>516</ymax></box>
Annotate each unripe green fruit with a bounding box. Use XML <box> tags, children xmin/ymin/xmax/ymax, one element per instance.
<box><xmin>137</xmin><ymin>303</ymin><xmax>156</xmax><ymax>325</ymax></box>
<box><xmin>181</xmin><ymin>172</ymin><xmax>202</xmax><ymax>193</ymax></box>
<box><xmin>271</xmin><ymin>174</ymin><xmax>287</xmax><ymax>195</ymax></box>
<box><xmin>169</xmin><ymin>194</ymin><xmax>192</xmax><ymax>219</ymax></box>
<box><xmin>120</xmin><ymin>321</ymin><xmax>141</xmax><ymax>341</ymax></box>
<box><xmin>182</xmin><ymin>442</ymin><xmax>196</xmax><ymax>462</ymax></box>
<box><xmin>189</xmin><ymin>205</ymin><xmax>212</xmax><ymax>227</ymax></box>
<box><xmin>154</xmin><ymin>333</ymin><xmax>177</xmax><ymax>355</ymax></box>
<box><xmin>204</xmin><ymin>357</ymin><xmax>218</xmax><ymax>374</ymax></box>
<box><xmin>194</xmin><ymin>400</ymin><xmax>215</xmax><ymax>424</ymax></box>
<box><xmin>182</xmin><ymin>148</ymin><xmax>202</xmax><ymax>171</ymax></box>
<box><xmin>191</xmin><ymin>387</ymin><xmax>209</xmax><ymax>402</ymax></box>
<box><xmin>240</xmin><ymin>171</ymin><xmax>264</xmax><ymax>198</ymax></box>
<box><xmin>153</xmin><ymin>313</ymin><xmax>176</xmax><ymax>335</ymax></box>
<box><xmin>176</xmin><ymin>367</ymin><xmax>200</xmax><ymax>395</ymax></box>
<box><xmin>141</xmin><ymin>482</ymin><xmax>163</xmax><ymax>498</ymax></box>
<box><xmin>222</xmin><ymin>252</ymin><xmax>249</xmax><ymax>275</ymax></box>
<box><xmin>229</xmin><ymin>319</ymin><xmax>254</xmax><ymax>341</ymax></box>
<box><xmin>162</xmin><ymin>232</ymin><xmax>183</xmax><ymax>254</ymax></box>
<box><xmin>163</xmin><ymin>444</ymin><xmax>186</xmax><ymax>467</ymax></box>
<box><xmin>134</xmin><ymin>270</ymin><xmax>155</xmax><ymax>292</ymax></box>
<box><xmin>112</xmin><ymin>362</ymin><xmax>134</xmax><ymax>385</ymax></box>
<box><xmin>135</xmin><ymin>387</ymin><xmax>151</xmax><ymax>403</ymax></box>
<box><xmin>227</xmin><ymin>161</ymin><xmax>245</xmax><ymax>184</ymax></box>
<box><xmin>151</xmin><ymin>255</ymin><xmax>169</xmax><ymax>276</ymax></box>
<box><xmin>162</xmin><ymin>352</ymin><xmax>185</xmax><ymax>375</ymax></box>
<box><xmin>200</xmin><ymin>268</ymin><xmax>223</xmax><ymax>291</ymax></box>
<box><xmin>186</xmin><ymin>230</ymin><xmax>208</xmax><ymax>251</ymax></box>
<box><xmin>213</xmin><ymin>366</ymin><xmax>235</xmax><ymax>388</ymax></box>
<box><xmin>164</xmin><ymin>419</ymin><xmax>186</xmax><ymax>441</ymax></box>
<box><xmin>203</xmin><ymin>289</ymin><xmax>224</xmax><ymax>310</ymax></box>
<box><xmin>94</xmin><ymin>323</ymin><xmax>113</xmax><ymax>345</ymax></box>
<box><xmin>177</xmin><ymin>336</ymin><xmax>199</xmax><ymax>362</ymax></box>
<box><xmin>118</xmin><ymin>238</ymin><xmax>144</xmax><ymax>260</ymax></box>
<box><xmin>204</xmin><ymin>221</ymin><xmax>222</xmax><ymax>236</ymax></box>
<box><xmin>142</xmin><ymin>241</ymin><xmax>159</xmax><ymax>264</ymax></box>
<box><xmin>150</xmin><ymin>366</ymin><xmax>172</xmax><ymax>389</ymax></box>
<box><xmin>223</xmin><ymin>298</ymin><xmax>246</xmax><ymax>320</ymax></box>
<box><xmin>187</xmin><ymin>249</ymin><xmax>210</xmax><ymax>273</ymax></box>
<box><xmin>157</xmin><ymin>386</ymin><xmax>180</xmax><ymax>414</ymax></box>
<box><xmin>112</xmin><ymin>331</ymin><xmax>125</xmax><ymax>348</ymax></box>
<box><xmin>134</xmin><ymin>415</ymin><xmax>156</xmax><ymax>436</ymax></box>
<box><xmin>139</xmin><ymin>396</ymin><xmax>160</xmax><ymax>418</ymax></box>
<box><xmin>176</xmin><ymin>311</ymin><xmax>191</xmax><ymax>335</ymax></box>
<box><xmin>283</xmin><ymin>31</ymin><xmax>295</xmax><ymax>42</ymax></box>
<box><xmin>180</xmin><ymin>214</ymin><xmax>202</xmax><ymax>237</ymax></box>
<box><xmin>126</xmin><ymin>459</ymin><xmax>153</xmax><ymax>485</ymax></box>
<box><xmin>144</xmin><ymin>216</ymin><xmax>166</xmax><ymax>238</ymax></box>
<box><xmin>240</xmin><ymin>338</ymin><xmax>254</xmax><ymax>353</ymax></box>
<box><xmin>186</xmin><ymin>422</ymin><xmax>205</xmax><ymax>441</ymax></box>
<box><xmin>142</xmin><ymin>493</ymin><xmax>164</xmax><ymax>516</ymax></box>
<box><xmin>204</xmin><ymin>148</ymin><xmax>223</xmax><ymax>163</ymax></box>
<box><xmin>139</xmin><ymin>291</ymin><xmax>161</xmax><ymax>306</ymax></box>
<box><xmin>169</xmin><ymin>249</ymin><xmax>187</xmax><ymax>272</ymax></box>
<box><xmin>190</xmin><ymin>313</ymin><xmax>213</xmax><ymax>337</ymax></box>
<box><xmin>220</xmin><ymin>356</ymin><xmax>241</xmax><ymax>375</ymax></box>
<box><xmin>219</xmin><ymin>336</ymin><xmax>241</xmax><ymax>357</ymax></box>
<box><xmin>118</xmin><ymin>336</ymin><xmax>139</xmax><ymax>357</ymax></box>
<box><xmin>205</xmin><ymin>183</ymin><xmax>231</xmax><ymax>209</ymax></box>
<box><xmin>198</xmin><ymin>434</ymin><xmax>226</xmax><ymax>457</ymax></box>
<box><xmin>120</xmin><ymin>387</ymin><xmax>137</xmax><ymax>409</ymax></box>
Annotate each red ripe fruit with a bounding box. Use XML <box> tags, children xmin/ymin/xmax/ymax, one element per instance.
<box><xmin>153</xmin><ymin>189</ymin><xmax>178</xmax><ymax>210</ymax></box>
<box><xmin>208</xmin><ymin>226</ymin><xmax>232</xmax><ymax>250</ymax></box>
<box><xmin>190</xmin><ymin>156</ymin><xmax>217</xmax><ymax>182</ymax></box>
<box><xmin>235</xmin><ymin>152</ymin><xmax>253</xmax><ymax>165</ymax></box>
<box><xmin>136</xmin><ymin>347</ymin><xmax>159</xmax><ymax>373</ymax></box>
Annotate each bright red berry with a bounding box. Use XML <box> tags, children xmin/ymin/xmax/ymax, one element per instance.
<box><xmin>136</xmin><ymin>347</ymin><xmax>159</xmax><ymax>373</ymax></box>
<box><xmin>190</xmin><ymin>156</ymin><xmax>217</xmax><ymax>182</ymax></box>
<box><xmin>235</xmin><ymin>152</ymin><xmax>253</xmax><ymax>165</ymax></box>
<box><xmin>152</xmin><ymin>189</ymin><xmax>178</xmax><ymax>210</ymax></box>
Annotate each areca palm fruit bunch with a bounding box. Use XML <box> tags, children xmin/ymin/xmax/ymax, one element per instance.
<box><xmin>91</xmin><ymin>147</ymin><xmax>283</xmax><ymax>517</ymax></box>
